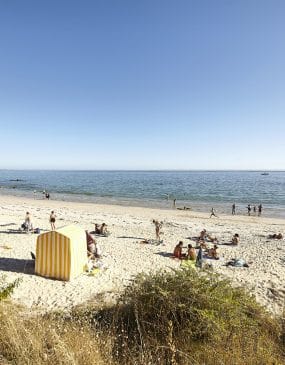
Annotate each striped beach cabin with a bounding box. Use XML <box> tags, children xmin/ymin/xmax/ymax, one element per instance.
<box><xmin>35</xmin><ymin>225</ymin><xmax>87</xmax><ymax>281</ymax></box>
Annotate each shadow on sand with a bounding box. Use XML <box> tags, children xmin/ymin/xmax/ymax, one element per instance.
<box><xmin>0</xmin><ymin>257</ymin><xmax>35</xmax><ymax>275</ymax></box>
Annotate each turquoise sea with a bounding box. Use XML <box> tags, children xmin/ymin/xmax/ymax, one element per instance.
<box><xmin>0</xmin><ymin>170</ymin><xmax>284</xmax><ymax>218</ymax></box>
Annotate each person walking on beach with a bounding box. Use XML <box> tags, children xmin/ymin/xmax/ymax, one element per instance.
<box><xmin>232</xmin><ymin>203</ymin><xmax>236</xmax><ymax>215</ymax></box>
<box><xmin>253</xmin><ymin>205</ymin><xmax>256</xmax><ymax>214</ymax></box>
<box><xmin>258</xmin><ymin>204</ymin><xmax>263</xmax><ymax>216</ymax></box>
<box><xmin>210</xmin><ymin>207</ymin><xmax>218</xmax><ymax>218</ymax></box>
<box><xmin>247</xmin><ymin>204</ymin><xmax>251</xmax><ymax>216</ymax></box>
<box><xmin>173</xmin><ymin>198</ymin><xmax>176</xmax><ymax>209</ymax></box>
<box><xmin>49</xmin><ymin>211</ymin><xmax>56</xmax><ymax>230</ymax></box>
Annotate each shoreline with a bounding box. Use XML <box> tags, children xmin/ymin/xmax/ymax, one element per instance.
<box><xmin>1</xmin><ymin>192</ymin><xmax>285</xmax><ymax>224</ymax></box>
<box><xmin>0</xmin><ymin>193</ymin><xmax>285</xmax><ymax>315</ymax></box>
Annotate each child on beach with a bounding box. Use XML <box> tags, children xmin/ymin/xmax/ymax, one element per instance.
<box><xmin>49</xmin><ymin>211</ymin><xmax>56</xmax><ymax>230</ymax></box>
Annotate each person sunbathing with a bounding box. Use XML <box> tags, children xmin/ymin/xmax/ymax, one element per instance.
<box><xmin>187</xmin><ymin>244</ymin><xmax>196</xmax><ymax>260</ymax></box>
<box><xmin>207</xmin><ymin>234</ymin><xmax>219</xmax><ymax>243</ymax></box>
<box><xmin>173</xmin><ymin>241</ymin><xmax>185</xmax><ymax>259</ymax></box>
<box><xmin>231</xmin><ymin>233</ymin><xmax>240</xmax><ymax>245</ymax></box>
<box><xmin>206</xmin><ymin>244</ymin><xmax>219</xmax><ymax>259</ymax></box>
<box><xmin>199</xmin><ymin>229</ymin><xmax>207</xmax><ymax>241</ymax></box>
<box><xmin>268</xmin><ymin>233</ymin><xmax>283</xmax><ymax>240</ymax></box>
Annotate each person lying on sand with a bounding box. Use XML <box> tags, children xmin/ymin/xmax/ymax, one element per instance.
<box><xmin>226</xmin><ymin>258</ymin><xmax>250</xmax><ymax>268</ymax></box>
<box><xmin>187</xmin><ymin>244</ymin><xmax>196</xmax><ymax>260</ymax></box>
<box><xmin>268</xmin><ymin>233</ymin><xmax>283</xmax><ymax>240</ymax></box>
<box><xmin>153</xmin><ymin>220</ymin><xmax>163</xmax><ymax>241</ymax></box>
<box><xmin>173</xmin><ymin>241</ymin><xmax>185</xmax><ymax>260</ymax></box>
<box><xmin>232</xmin><ymin>233</ymin><xmax>240</xmax><ymax>245</ymax></box>
<box><xmin>206</xmin><ymin>244</ymin><xmax>219</xmax><ymax>260</ymax></box>
<box><xmin>206</xmin><ymin>234</ymin><xmax>219</xmax><ymax>243</ymax></box>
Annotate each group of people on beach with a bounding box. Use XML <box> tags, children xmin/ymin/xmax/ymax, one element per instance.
<box><xmin>231</xmin><ymin>203</ymin><xmax>263</xmax><ymax>216</ymax></box>
<box><xmin>21</xmin><ymin>211</ymin><xmax>56</xmax><ymax>233</ymax></box>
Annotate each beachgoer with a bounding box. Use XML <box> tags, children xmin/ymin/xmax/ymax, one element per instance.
<box><xmin>100</xmin><ymin>223</ymin><xmax>108</xmax><ymax>235</ymax></box>
<box><xmin>232</xmin><ymin>203</ymin><xmax>236</xmax><ymax>215</ymax></box>
<box><xmin>206</xmin><ymin>244</ymin><xmax>219</xmax><ymax>259</ymax></box>
<box><xmin>22</xmin><ymin>212</ymin><xmax>33</xmax><ymax>232</ymax></box>
<box><xmin>173</xmin><ymin>199</ymin><xmax>176</xmax><ymax>209</ymax></box>
<box><xmin>173</xmin><ymin>241</ymin><xmax>184</xmax><ymax>259</ymax></box>
<box><xmin>258</xmin><ymin>204</ymin><xmax>263</xmax><ymax>216</ymax></box>
<box><xmin>199</xmin><ymin>229</ymin><xmax>207</xmax><ymax>241</ymax></box>
<box><xmin>153</xmin><ymin>220</ymin><xmax>163</xmax><ymax>241</ymax></box>
<box><xmin>94</xmin><ymin>223</ymin><xmax>101</xmax><ymax>234</ymax></box>
<box><xmin>210</xmin><ymin>207</ymin><xmax>218</xmax><ymax>218</ymax></box>
<box><xmin>207</xmin><ymin>234</ymin><xmax>219</xmax><ymax>243</ymax></box>
<box><xmin>45</xmin><ymin>192</ymin><xmax>50</xmax><ymax>200</ymax></box>
<box><xmin>231</xmin><ymin>233</ymin><xmax>240</xmax><ymax>245</ymax></box>
<box><xmin>49</xmin><ymin>211</ymin><xmax>56</xmax><ymax>230</ymax></box>
<box><xmin>247</xmin><ymin>204</ymin><xmax>251</xmax><ymax>216</ymax></box>
<box><xmin>86</xmin><ymin>231</ymin><xmax>101</xmax><ymax>258</ymax></box>
<box><xmin>269</xmin><ymin>233</ymin><xmax>283</xmax><ymax>240</ymax></box>
<box><xmin>196</xmin><ymin>246</ymin><xmax>203</xmax><ymax>268</ymax></box>
<box><xmin>187</xmin><ymin>244</ymin><xmax>196</xmax><ymax>260</ymax></box>
<box><xmin>226</xmin><ymin>258</ymin><xmax>250</xmax><ymax>267</ymax></box>
<box><xmin>253</xmin><ymin>205</ymin><xmax>256</xmax><ymax>214</ymax></box>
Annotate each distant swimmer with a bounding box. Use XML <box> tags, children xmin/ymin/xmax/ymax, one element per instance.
<box><xmin>232</xmin><ymin>203</ymin><xmax>236</xmax><ymax>215</ymax></box>
<box><xmin>258</xmin><ymin>204</ymin><xmax>263</xmax><ymax>216</ymax></box>
<box><xmin>210</xmin><ymin>207</ymin><xmax>218</xmax><ymax>218</ymax></box>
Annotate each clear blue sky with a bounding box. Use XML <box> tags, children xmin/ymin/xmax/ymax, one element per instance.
<box><xmin>0</xmin><ymin>0</ymin><xmax>284</xmax><ymax>170</ymax></box>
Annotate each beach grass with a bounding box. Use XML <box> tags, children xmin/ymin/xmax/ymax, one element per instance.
<box><xmin>1</xmin><ymin>269</ymin><xmax>284</xmax><ymax>364</ymax></box>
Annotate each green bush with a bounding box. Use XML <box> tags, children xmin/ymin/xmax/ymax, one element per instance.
<box><xmin>0</xmin><ymin>275</ymin><xmax>20</xmax><ymax>301</ymax></box>
<box><xmin>90</xmin><ymin>268</ymin><xmax>285</xmax><ymax>365</ymax></box>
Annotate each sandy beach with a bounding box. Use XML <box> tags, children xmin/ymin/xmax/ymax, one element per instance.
<box><xmin>0</xmin><ymin>194</ymin><xmax>284</xmax><ymax>315</ymax></box>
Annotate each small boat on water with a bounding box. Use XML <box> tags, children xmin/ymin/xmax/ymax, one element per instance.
<box><xmin>261</xmin><ymin>172</ymin><xmax>269</xmax><ymax>176</ymax></box>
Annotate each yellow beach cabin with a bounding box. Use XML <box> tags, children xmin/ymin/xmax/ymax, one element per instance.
<box><xmin>35</xmin><ymin>225</ymin><xmax>87</xmax><ymax>281</ymax></box>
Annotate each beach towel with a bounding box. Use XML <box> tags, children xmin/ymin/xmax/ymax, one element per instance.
<box><xmin>181</xmin><ymin>259</ymin><xmax>196</xmax><ymax>269</ymax></box>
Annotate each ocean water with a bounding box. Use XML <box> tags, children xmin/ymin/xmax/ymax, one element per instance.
<box><xmin>0</xmin><ymin>170</ymin><xmax>284</xmax><ymax>218</ymax></box>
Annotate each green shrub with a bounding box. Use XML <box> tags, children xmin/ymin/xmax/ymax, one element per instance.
<box><xmin>90</xmin><ymin>268</ymin><xmax>285</xmax><ymax>365</ymax></box>
<box><xmin>0</xmin><ymin>275</ymin><xmax>20</xmax><ymax>301</ymax></box>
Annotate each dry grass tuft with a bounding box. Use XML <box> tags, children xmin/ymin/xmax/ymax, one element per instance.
<box><xmin>1</xmin><ymin>269</ymin><xmax>285</xmax><ymax>364</ymax></box>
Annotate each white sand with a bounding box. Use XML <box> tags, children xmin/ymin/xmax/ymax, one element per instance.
<box><xmin>0</xmin><ymin>195</ymin><xmax>284</xmax><ymax>315</ymax></box>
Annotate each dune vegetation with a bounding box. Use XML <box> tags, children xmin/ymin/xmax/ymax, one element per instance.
<box><xmin>1</xmin><ymin>269</ymin><xmax>284</xmax><ymax>365</ymax></box>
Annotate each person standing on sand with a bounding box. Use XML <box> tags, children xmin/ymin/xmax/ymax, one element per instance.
<box><xmin>49</xmin><ymin>211</ymin><xmax>56</xmax><ymax>230</ymax></box>
<box><xmin>173</xmin><ymin>199</ymin><xmax>176</xmax><ymax>209</ymax></box>
<box><xmin>153</xmin><ymin>219</ymin><xmax>163</xmax><ymax>241</ymax></box>
<box><xmin>258</xmin><ymin>204</ymin><xmax>263</xmax><ymax>216</ymax></box>
<box><xmin>247</xmin><ymin>204</ymin><xmax>251</xmax><ymax>216</ymax></box>
<box><xmin>232</xmin><ymin>203</ymin><xmax>236</xmax><ymax>215</ymax></box>
<box><xmin>210</xmin><ymin>207</ymin><xmax>218</xmax><ymax>218</ymax></box>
